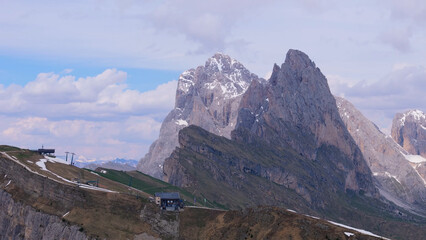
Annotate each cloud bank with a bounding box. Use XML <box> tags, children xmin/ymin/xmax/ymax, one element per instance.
<box><xmin>0</xmin><ymin>70</ymin><xmax>177</xmax><ymax>160</ymax></box>
<box><xmin>329</xmin><ymin>64</ymin><xmax>426</xmax><ymax>133</ymax></box>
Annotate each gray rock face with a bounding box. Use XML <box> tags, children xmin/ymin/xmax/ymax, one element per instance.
<box><xmin>0</xmin><ymin>190</ymin><xmax>88</xmax><ymax>240</ymax></box>
<box><xmin>138</xmin><ymin>53</ymin><xmax>260</xmax><ymax>178</ymax></box>
<box><xmin>391</xmin><ymin>110</ymin><xmax>426</xmax><ymax>158</ymax></box>
<box><xmin>336</xmin><ymin>97</ymin><xmax>426</xmax><ymax>213</ymax></box>
<box><xmin>139</xmin><ymin>205</ymin><xmax>178</xmax><ymax>239</ymax></box>
<box><xmin>235</xmin><ymin>49</ymin><xmax>377</xmax><ymax>196</ymax></box>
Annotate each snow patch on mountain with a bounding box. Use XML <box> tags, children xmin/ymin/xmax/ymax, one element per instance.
<box><xmin>327</xmin><ymin>220</ymin><xmax>390</xmax><ymax>239</ymax></box>
<box><xmin>372</xmin><ymin>171</ymin><xmax>401</xmax><ymax>184</ymax></box>
<box><xmin>175</xmin><ymin>119</ymin><xmax>188</xmax><ymax>127</ymax></box>
<box><xmin>177</xmin><ymin>70</ymin><xmax>195</xmax><ymax>93</ymax></box>
<box><xmin>404</xmin><ymin>154</ymin><xmax>426</xmax><ymax>163</ymax></box>
<box><xmin>399</xmin><ymin>109</ymin><xmax>425</xmax><ymax>126</ymax></box>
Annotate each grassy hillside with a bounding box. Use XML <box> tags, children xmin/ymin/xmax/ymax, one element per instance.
<box><xmin>0</xmin><ymin>146</ymin><xmax>162</xmax><ymax>239</ymax></box>
<box><xmin>93</xmin><ymin>167</ymin><xmax>227</xmax><ymax>209</ymax></box>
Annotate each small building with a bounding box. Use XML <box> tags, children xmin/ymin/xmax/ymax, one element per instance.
<box><xmin>32</xmin><ymin>146</ymin><xmax>55</xmax><ymax>156</ymax></box>
<box><xmin>38</xmin><ymin>148</ymin><xmax>55</xmax><ymax>155</ymax></box>
<box><xmin>154</xmin><ymin>192</ymin><xmax>184</xmax><ymax>211</ymax></box>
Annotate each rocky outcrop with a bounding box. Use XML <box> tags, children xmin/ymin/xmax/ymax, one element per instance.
<box><xmin>139</xmin><ymin>204</ymin><xmax>179</xmax><ymax>239</ymax></box>
<box><xmin>235</xmin><ymin>49</ymin><xmax>377</xmax><ymax>196</ymax></box>
<box><xmin>0</xmin><ymin>154</ymin><xmax>87</xmax><ymax>212</ymax></box>
<box><xmin>391</xmin><ymin>110</ymin><xmax>426</xmax><ymax>158</ymax></box>
<box><xmin>0</xmin><ymin>190</ymin><xmax>88</xmax><ymax>240</ymax></box>
<box><xmin>336</xmin><ymin>97</ymin><xmax>426</xmax><ymax>213</ymax></box>
<box><xmin>138</xmin><ymin>53</ymin><xmax>260</xmax><ymax>178</ymax></box>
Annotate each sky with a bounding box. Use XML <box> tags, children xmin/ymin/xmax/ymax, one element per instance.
<box><xmin>0</xmin><ymin>0</ymin><xmax>425</xmax><ymax>162</ymax></box>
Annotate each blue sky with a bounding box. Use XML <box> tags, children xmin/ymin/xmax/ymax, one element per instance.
<box><xmin>1</xmin><ymin>0</ymin><xmax>425</xmax><ymax>161</ymax></box>
<box><xmin>0</xmin><ymin>55</ymin><xmax>181</xmax><ymax>91</ymax></box>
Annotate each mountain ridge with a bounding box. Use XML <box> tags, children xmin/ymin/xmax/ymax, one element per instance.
<box><xmin>235</xmin><ymin>49</ymin><xmax>377</xmax><ymax>196</ymax></box>
<box><xmin>336</xmin><ymin>96</ymin><xmax>426</xmax><ymax>215</ymax></box>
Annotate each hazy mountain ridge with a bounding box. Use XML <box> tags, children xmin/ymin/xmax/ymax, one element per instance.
<box><xmin>392</xmin><ymin>109</ymin><xmax>426</xmax><ymax>158</ymax></box>
<box><xmin>76</xmin><ymin>158</ymin><xmax>138</xmax><ymax>171</ymax></box>
<box><xmin>336</xmin><ymin>97</ymin><xmax>426</xmax><ymax>214</ymax></box>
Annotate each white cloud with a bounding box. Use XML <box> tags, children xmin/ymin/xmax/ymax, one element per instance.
<box><xmin>147</xmin><ymin>0</ymin><xmax>276</xmax><ymax>53</ymax></box>
<box><xmin>0</xmin><ymin>115</ymin><xmax>162</xmax><ymax>161</ymax></box>
<box><xmin>329</xmin><ymin>65</ymin><xmax>426</xmax><ymax>130</ymax></box>
<box><xmin>377</xmin><ymin>0</ymin><xmax>426</xmax><ymax>53</ymax></box>
<box><xmin>327</xmin><ymin>74</ymin><xmax>361</xmax><ymax>97</ymax></box>
<box><xmin>389</xmin><ymin>0</ymin><xmax>426</xmax><ymax>22</ymax></box>
<box><xmin>0</xmin><ymin>69</ymin><xmax>176</xmax><ymax>161</ymax></box>
<box><xmin>62</xmin><ymin>69</ymin><xmax>73</xmax><ymax>74</ymax></box>
<box><xmin>379</xmin><ymin>27</ymin><xmax>413</xmax><ymax>52</ymax></box>
<box><xmin>0</xmin><ymin>69</ymin><xmax>177</xmax><ymax>119</ymax></box>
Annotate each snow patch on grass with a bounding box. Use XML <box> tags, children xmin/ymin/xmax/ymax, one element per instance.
<box><xmin>328</xmin><ymin>220</ymin><xmax>390</xmax><ymax>239</ymax></box>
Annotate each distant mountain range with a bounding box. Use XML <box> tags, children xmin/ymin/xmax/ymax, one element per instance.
<box><xmin>75</xmin><ymin>158</ymin><xmax>138</xmax><ymax>171</ymax></box>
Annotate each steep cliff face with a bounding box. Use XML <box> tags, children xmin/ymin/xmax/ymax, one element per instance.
<box><xmin>138</xmin><ymin>53</ymin><xmax>260</xmax><ymax>178</ymax></box>
<box><xmin>163</xmin><ymin>125</ymin><xmax>318</xmax><ymax>209</ymax></box>
<box><xmin>235</xmin><ymin>49</ymin><xmax>376</xmax><ymax>196</ymax></box>
<box><xmin>392</xmin><ymin>110</ymin><xmax>426</xmax><ymax>158</ymax></box>
<box><xmin>336</xmin><ymin>97</ymin><xmax>426</xmax><ymax>213</ymax></box>
<box><xmin>0</xmin><ymin>190</ymin><xmax>88</xmax><ymax>240</ymax></box>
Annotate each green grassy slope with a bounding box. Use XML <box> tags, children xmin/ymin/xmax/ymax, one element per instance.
<box><xmin>93</xmin><ymin>168</ymin><xmax>226</xmax><ymax>209</ymax></box>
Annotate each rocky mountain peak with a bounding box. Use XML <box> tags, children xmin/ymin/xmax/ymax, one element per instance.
<box><xmin>392</xmin><ymin>109</ymin><xmax>426</xmax><ymax>157</ymax></box>
<box><xmin>285</xmin><ymin>49</ymin><xmax>317</xmax><ymax>70</ymax></box>
<box><xmin>138</xmin><ymin>53</ymin><xmax>259</xmax><ymax>178</ymax></box>
<box><xmin>176</xmin><ymin>53</ymin><xmax>255</xmax><ymax>108</ymax></box>
<box><xmin>205</xmin><ymin>52</ymin><xmax>236</xmax><ymax>72</ymax></box>
<box><xmin>269</xmin><ymin>49</ymin><xmax>329</xmax><ymax>96</ymax></box>
<box><xmin>235</xmin><ymin>49</ymin><xmax>376</xmax><ymax>195</ymax></box>
<box><xmin>398</xmin><ymin>110</ymin><xmax>426</xmax><ymax>127</ymax></box>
